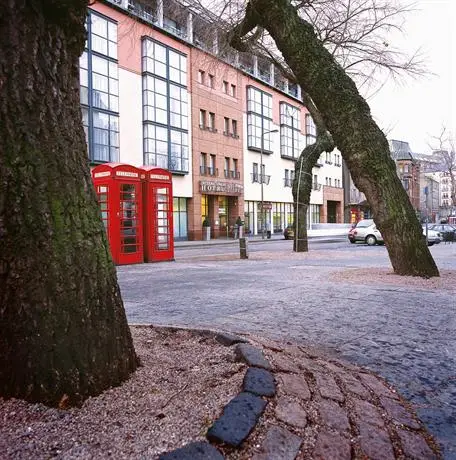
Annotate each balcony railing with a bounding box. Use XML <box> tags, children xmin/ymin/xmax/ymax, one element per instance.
<box><xmin>251</xmin><ymin>173</ymin><xmax>271</xmax><ymax>184</ymax></box>
<box><xmin>223</xmin><ymin>131</ymin><xmax>240</xmax><ymax>139</ymax></box>
<box><xmin>224</xmin><ymin>169</ymin><xmax>241</xmax><ymax>179</ymax></box>
<box><xmin>200</xmin><ymin>166</ymin><xmax>218</xmax><ymax>177</ymax></box>
<box><xmin>106</xmin><ymin>0</ymin><xmax>305</xmax><ymax>105</ymax></box>
<box><xmin>199</xmin><ymin>124</ymin><xmax>217</xmax><ymax>133</ymax></box>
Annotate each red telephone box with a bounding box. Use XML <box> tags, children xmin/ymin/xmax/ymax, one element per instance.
<box><xmin>141</xmin><ymin>166</ymin><xmax>174</xmax><ymax>262</ymax></box>
<box><xmin>92</xmin><ymin>163</ymin><xmax>144</xmax><ymax>265</ymax></box>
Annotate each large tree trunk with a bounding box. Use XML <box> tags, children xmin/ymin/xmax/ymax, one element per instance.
<box><xmin>0</xmin><ymin>0</ymin><xmax>138</xmax><ymax>406</ymax></box>
<box><xmin>233</xmin><ymin>0</ymin><xmax>439</xmax><ymax>277</ymax></box>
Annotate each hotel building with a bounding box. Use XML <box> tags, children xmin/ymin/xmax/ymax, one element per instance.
<box><xmin>82</xmin><ymin>0</ymin><xmax>344</xmax><ymax>240</ymax></box>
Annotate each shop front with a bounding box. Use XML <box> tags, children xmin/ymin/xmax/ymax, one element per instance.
<box><xmin>244</xmin><ymin>201</ymin><xmax>294</xmax><ymax>236</ymax></box>
<box><xmin>196</xmin><ymin>180</ymin><xmax>244</xmax><ymax>240</ymax></box>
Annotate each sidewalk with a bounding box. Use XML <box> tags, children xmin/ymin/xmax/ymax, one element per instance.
<box><xmin>175</xmin><ymin>227</ymin><xmax>349</xmax><ymax>248</ymax></box>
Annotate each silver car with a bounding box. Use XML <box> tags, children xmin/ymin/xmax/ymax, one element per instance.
<box><xmin>348</xmin><ymin>219</ymin><xmax>442</xmax><ymax>246</ymax></box>
<box><xmin>348</xmin><ymin>219</ymin><xmax>383</xmax><ymax>246</ymax></box>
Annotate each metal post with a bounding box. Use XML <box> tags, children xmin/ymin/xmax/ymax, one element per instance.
<box><xmin>260</xmin><ymin>129</ymin><xmax>278</xmax><ymax>239</ymax></box>
<box><xmin>260</xmin><ymin>133</ymin><xmax>265</xmax><ymax>239</ymax></box>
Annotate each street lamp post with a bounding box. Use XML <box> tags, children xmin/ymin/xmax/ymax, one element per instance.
<box><xmin>260</xmin><ymin>129</ymin><xmax>278</xmax><ymax>239</ymax></box>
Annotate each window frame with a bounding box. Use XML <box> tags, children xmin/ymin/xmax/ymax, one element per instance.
<box><xmin>81</xmin><ymin>11</ymin><xmax>120</xmax><ymax>164</ymax></box>
<box><xmin>142</xmin><ymin>37</ymin><xmax>189</xmax><ymax>174</ymax></box>
<box><xmin>280</xmin><ymin>102</ymin><xmax>301</xmax><ymax>160</ymax></box>
<box><xmin>246</xmin><ymin>86</ymin><xmax>273</xmax><ymax>152</ymax></box>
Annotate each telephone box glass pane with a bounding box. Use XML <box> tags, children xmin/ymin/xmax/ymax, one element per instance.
<box><xmin>120</xmin><ymin>183</ymin><xmax>140</xmax><ymax>255</ymax></box>
<box><xmin>96</xmin><ymin>185</ymin><xmax>110</xmax><ymax>239</ymax></box>
<box><xmin>155</xmin><ymin>187</ymin><xmax>170</xmax><ymax>250</ymax></box>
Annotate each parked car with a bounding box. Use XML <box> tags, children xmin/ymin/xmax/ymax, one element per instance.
<box><xmin>427</xmin><ymin>224</ymin><xmax>456</xmax><ymax>242</ymax></box>
<box><xmin>348</xmin><ymin>219</ymin><xmax>442</xmax><ymax>246</ymax></box>
<box><xmin>284</xmin><ymin>224</ymin><xmax>294</xmax><ymax>240</ymax></box>
<box><xmin>348</xmin><ymin>219</ymin><xmax>383</xmax><ymax>245</ymax></box>
<box><xmin>421</xmin><ymin>226</ymin><xmax>443</xmax><ymax>246</ymax></box>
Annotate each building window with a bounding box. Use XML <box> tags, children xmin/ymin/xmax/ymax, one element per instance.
<box><xmin>199</xmin><ymin>109</ymin><xmax>207</xmax><ymax>128</ymax></box>
<box><xmin>232</xmin><ymin>119</ymin><xmax>238</xmax><ymax>136</ymax></box>
<box><xmin>305</xmin><ymin>114</ymin><xmax>316</xmax><ymax>146</ymax></box>
<box><xmin>198</xmin><ymin>70</ymin><xmax>205</xmax><ymax>84</ymax></box>
<box><xmin>284</xmin><ymin>169</ymin><xmax>292</xmax><ymax>187</ymax></box>
<box><xmin>209</xmin><ymin>112</ymin><xmax>216</xmax><ymax>131</ymax></box>
<box><xmin>208</xmin><ymin>74</ymin><xmax>214</xmax><ymax>88</ymax></box>
<box><xmin>209</xmin><ymin>154</ymin><xmax>217</xmax><ymax>176</ymax></box>
<box><xmin>223</xmin><ymin>80</ymin><xmax>228</xmax><ymax>93</ymax></box>
<box><xmin>247</xmin><ymin>86</ymin><xmax>273</xmax><ymax>151</ymax></box>
<box><xmin>224</xmin><ymin>157</ymin><xmax>230</xmax><ymax>178</ymax></box>
<box><xmin>142</xmin><ymin>38</ymin><xmax>189</xmax><ymax>172</ymax></box>
<box><xmin>311</xmin><ymin>204</ymin><xmax>320</xmax><ymax>224</ymax></box>
<box><xmin>325</xmin><ymin>152</ymin><xmax>332</xmax><ymax>164</ymax></box>
<box><xmin>280</xmin><ymin>102</ymin><xmax>301</xmax><ymax>159</ymax></box>
<box><xmin>224</xmin><ymin>117</ymin><xmax>230</xmax><ymax>134</ymax></box>
<box><xmin>233</xmin><ymin>158</ymin><xmax>239</xmax><ymax>179</ymax></box>
<box><xmin>252</xmin><ymin>162</ymin><xmax>259</xmax><ymax>182</ymax></box>
<box><xmin>201</xmin><ymin>195</ymin><xmax>208</xmax><ymax>223</ymax></box>
<box><xmin>200</xmin><ymin>152</ymin><xmax>207</xmax><ymax>175</ymax></box>
<box><xmin>231</xmin><ymin>84</ymin><xmax>236</xmax><ymax>97</ymax></box>
<box><xmin>80</xmin><ymin>12</ymin><xmax>119</xmax><ymax>163</ymax></box>
<box><xmin>173</xmin><ymin>197</ymin><xmax>188</xmax><ymax>240</ymax></box>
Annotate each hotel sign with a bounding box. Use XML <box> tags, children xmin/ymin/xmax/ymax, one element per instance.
<box><xmin>199</xmin><ymin>180</ymin><xmax>244</xmax><ymax>195</ymax></box>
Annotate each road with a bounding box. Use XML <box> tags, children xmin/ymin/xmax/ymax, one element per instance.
<box><xmin>174</xmin><ymin>235</ymin><xmax>349</xmax><ymax>258</ymax></box>
<box><xmin>118</xmin><ymin>239</ymin><xmax>456</xmax><ymax>459</ymax></box>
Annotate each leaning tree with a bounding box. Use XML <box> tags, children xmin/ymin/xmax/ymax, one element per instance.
<box><xmin>0</xmin><ymin>0</ymin><xmax>138</xmax><ymax>407</ymax></box>
<box><xmin>190</xmin><ymin>0</ymin><xmax>426</xmax><ymax>253</ymax></box>
<box><xmin>229</xmin><ymin>0</ymin><xmax>438</xmax><ymax>276</ymax></box>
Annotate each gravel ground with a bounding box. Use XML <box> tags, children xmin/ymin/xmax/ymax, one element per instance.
<box><xmin>0</xmin><ymin>327</ymin><xmax>245</xmax><ymax>459</ymax></box>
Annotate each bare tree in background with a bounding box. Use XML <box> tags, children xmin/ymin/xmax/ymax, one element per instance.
<box><xmin>188</xmin><ymin>0</ymin><xmax>425</xmax><ymax>251</ymax></box>
<box><xmin>227</xmin><ymin>0</ymin><xmax>438</xmax><ymax>276</ymax></box>
<box><xmin>429</xmin><ymin>128</ymin><xmax>456</xmax><ymax>217</ymax></box>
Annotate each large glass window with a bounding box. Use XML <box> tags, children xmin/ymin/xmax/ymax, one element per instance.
<box><xmin>80</xmin><ymin>12</ymin><xmax>119</xmax><ymax>163</ymax></box>
<box><xmin>201</xmin><ymin>195</ymin><xmax>208</xmax><ymax>223</ymax></box>
<box><xmin>142</xmin><ymin>38</ymin><xmax>189</xmax><ymax>173</ymax></box>
<box><xmin>280</xmin><ymin>102</ymin><xmax>301</xmax><ymax>159</ymax></box>
<box><xmin>173</xmin><ymin>197</ymin><xmax>188</xmax><ymax>240</ymax></box>
<box><xmin>247</xmin><ymin>86</ymin><xmax>273</xmax><ymax>151</ymax></box>
<box><xmin>305</xmin><ymin>113</ymin><xmax>316</xmax><ymax>146</ymax></box>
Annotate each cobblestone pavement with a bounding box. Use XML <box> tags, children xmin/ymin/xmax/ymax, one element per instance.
<box><xmin>118</xmin><ymin>243</ymin><xmax>456</xmax><ymax>459</ymax></box>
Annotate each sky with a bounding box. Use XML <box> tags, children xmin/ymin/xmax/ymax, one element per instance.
<box><xmin>367</xmin><ymin>0</ymin><xmax>455</xmax><ymax>154</ymax></box>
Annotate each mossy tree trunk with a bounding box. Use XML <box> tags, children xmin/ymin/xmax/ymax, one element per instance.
<box><xmin>0</xmin><ymin>0</ymin><xmax>138</xmax><ymax>407</ymax></box>
<box><xmin>232</xmin><ymin>0</ymin><xmax>439</xmax><ymax>277</ymax></box>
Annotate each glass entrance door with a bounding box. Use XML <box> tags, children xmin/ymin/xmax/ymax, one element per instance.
<box><xmin>154</xmin><ymin>186</ymin><xmax>170</xmax><ymax>250</ymax></box>
<box><xmin>218</xmin><ymin>196</ymin><xmax>228</xmax><ymax>236</ymax></box>
<box><xmin>119</xmin><ymin>183</ymin><xmax>142</xmax><ymax>259</ymax></box>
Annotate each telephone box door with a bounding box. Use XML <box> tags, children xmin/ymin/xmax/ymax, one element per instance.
<box><xmin>92</xmin><ymin>163</ymin><xmax>144</xmax><ymax>265</ymax></box>
<box><xmin>142</xmin><ymin>167</ymin><xmax>174</xmax><ymax>262</ymax></box>
<box><xmin>118</xmin><ymin>181</ymin><xmax>143</xmax><ymax>265</ymax></box>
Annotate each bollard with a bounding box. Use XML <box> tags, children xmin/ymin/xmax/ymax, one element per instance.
<box><xmin>239</xmin><ymin>237</ymin><xmax>248</xmax><ymax>259</ymax></box>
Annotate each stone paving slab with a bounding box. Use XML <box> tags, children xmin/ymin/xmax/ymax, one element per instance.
<box><xmin>158</xmin><ymin>441</ymin><xmax>225</xmax><ymax>460</ymax></box>
<box><xmin>118</xmin><ymin>246</ymin><xmax>456</xmax><ymax>457</ymax></box>
<box><xmin>206</xmin><ymin>392</ymin><xmax>267</xmax><ymax>447</ymax></box>
<box><xmin>242</xmin><ymin>367</ymin><xmax>276</xmax><ymax>397</ymax></box>
<box><xmin>235</xmin><ymin>343</ymin><xmax>272</xmax><ymax>370</ymax></box>
<box><xmin>252</xmin><ymin>426</ymin><xmax>302</xmax><ymax>460</ymax></box>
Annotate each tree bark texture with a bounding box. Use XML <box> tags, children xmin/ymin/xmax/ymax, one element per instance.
<box><xmin>0</xmin><ymin>0</ymin><xmax>138</xmax><ymax>406</ymax></box>
<box><xmin>235</xmin><ymin>0</ymin><xmax>439</xmax><ymax>276</ymax></box>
